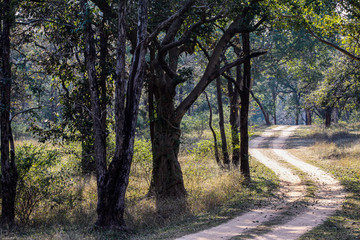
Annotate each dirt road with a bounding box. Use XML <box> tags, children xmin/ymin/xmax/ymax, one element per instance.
<box><xmin>176</xmin><ymin>126</ymin><xmax>346</xmax><ymax>240</ymax></box>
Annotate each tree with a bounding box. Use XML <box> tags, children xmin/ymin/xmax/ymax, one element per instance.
<box><xmin>149</xmin><ymin>1</ymin><xmax>266</xmax><ymax>200</ymax></box>
<box><xmin>79</xmin><ymin>0</ymin><xmax>149</xmax><ymax>228</ymax></box>
<box><xmin>216</xmin><ymin>76</ymin><xmax>230</xmax><ymax>167</ymax></box>
<box><xmin>0</xmin><ymin>0</ymin><xmax>19</xmax><ymax>226</ymax></box>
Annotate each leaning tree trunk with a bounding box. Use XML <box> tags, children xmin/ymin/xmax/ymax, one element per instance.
<box><xmin>0</xmin><ymin>0</ymin><xmax>18</xmax><ymax>226</ymax></box>
<box><xmin>250</xmin><ymin>90</ymin><xmax>271</xmax><ymax>126</ymax></box>
<box><xmin>239</xmin><ymin>32</ymin><xmax>251</xmax><ymax>180</ymax></box>
<box><xmin>216</xmin><ymin>77</ymin><xmax>230</xmax><ymax>167</ymax></box>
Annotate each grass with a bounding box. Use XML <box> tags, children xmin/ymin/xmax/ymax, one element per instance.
<box><xmin>287</xmin><ymin>124</ymin><xmax>360</xmax><ymax>240</ymax></box>
<box><xmin>1</xmin><ymin>127</ymin><xmax>279</xmax><ymax>239</ymax></box>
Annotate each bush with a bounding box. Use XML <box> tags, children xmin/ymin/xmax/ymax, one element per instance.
<box><xmin>15</xmin><ymin>144</ymin><xmax>74</xmax><ymax>223</ymax></box>
<box><xmin>132</xmin><ymin>138</ymin><xmax>153</xmax><ymax>186</ymax></box>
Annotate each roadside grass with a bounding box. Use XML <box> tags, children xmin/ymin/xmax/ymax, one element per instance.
<box><xmin>1</xmin><ymin>126</ymin><xmax>279</xmax><ymax>239</ymax></box>
<box><xmin>287</xmin><ymin>124</ymin><xmax>360</xmax><ymax>240</ymax></box>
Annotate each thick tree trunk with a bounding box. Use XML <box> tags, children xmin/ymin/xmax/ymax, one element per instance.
<box><xmin>151</xmin><ymin>88</ymin><xmax>186</xmax><ymax>199</ymax></box>
<box><xmin>240</xmin><ymin>32</ymin><xmax>251</xmax><ymax>180</ymax></box>
<box><xmin>325</xmin><ymin>107</ymin><xmax>332</xmax><ymax>128</ymax></box>
<box><xmin>228</xmin><ymin>64</ymin><xmax>241</xmax><ymax>167</ymax></box>
<box><xmin>0</xmin><ymin>0</ymin><xmax>18</xmax><ymax>226</ymax></box>
<box><xmin>216</xmin><ymin>77</ymin><xmax>230</xmax><ymax>167</ymax></box>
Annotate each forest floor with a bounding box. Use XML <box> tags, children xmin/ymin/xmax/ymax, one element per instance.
<box><xmin>177</xmin><ymin>126</ymin><xmax>348</xmax><ymax>240</ymax></box>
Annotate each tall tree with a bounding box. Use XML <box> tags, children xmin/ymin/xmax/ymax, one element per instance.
<box><xmin>239</xmin><ymin>32</ymin><xmax>251</xmax><ymax>179</ymax></box>
<box><xmin>81</xmin><ymin>0</ymin><xmax>148</xmax><ymax>228</ymax></box>
<box><xmin>216</xmin><ymin>76</ymin><xmax>230</xmax><ymax>167</ymax></box>
<box><xmin>0</xmin><ymin>0</ymin><xmax>19</xmax><ymax>226</ymax></box>
<box><xmin>149</xmin><ymin>1</ymin><xmax>266</xmax><ymax>200</ymax></box>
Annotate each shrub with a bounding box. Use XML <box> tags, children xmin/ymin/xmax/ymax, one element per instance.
<box><xmin>15</xmin><ymin>144</ymin><xmax>74</xmax><ymax>223</ymax></box>
<box><xmin>132</xmin><ymin>138</ymin><xmax>153</xmax><ymax>186</ymax></box>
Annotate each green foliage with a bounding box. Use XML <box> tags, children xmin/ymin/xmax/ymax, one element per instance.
<box><xmin>181</xmin><ymin>112</ymin><xmax>209</xmax><ymax>138</ymax></box>
<box><xmin>132</xmin><ymin>138</ymin><xmax>153</xmax><ymax>180</ymax></box>
<box><xmin>15</xmin><ymin>144</ymin><xmax>75</xmax><ymax>223</ymax></box>
<box><xmin>189</xmin><ymin>139</ymin><xmax>215</xmax><ymax>161</ymax></box>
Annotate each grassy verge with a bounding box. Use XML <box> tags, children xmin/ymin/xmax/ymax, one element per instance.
<box><xmin>1</xmin><ymin>127</ymin><xmax>279</xmax><ymax>239</ymax></box>
<box><xmin>287</xmin><ymin>124</ymin><xmax>360</xmax><ymax>240</ymax></box>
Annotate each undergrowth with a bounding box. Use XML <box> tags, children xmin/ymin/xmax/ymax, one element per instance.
<box><xmin>1</xmin><ymin>128</ymin><xmax>279</xmax><ymax>240</ymax></box>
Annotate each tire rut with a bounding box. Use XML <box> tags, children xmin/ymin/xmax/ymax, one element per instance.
<box><xmin>176</xmin><ymin>126</ymin><xmax>346</xmax><ymax>240</ymax></box>
<box><xmin>177</xmin><ymin>126</ymin><xmax>307</xmax><ymax>240</ymax></box>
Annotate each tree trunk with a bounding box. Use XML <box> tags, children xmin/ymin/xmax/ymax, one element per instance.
<box><xmin>150</xmin><ymin>12</ymin><xmax>266</xmax><ymax>200</ymax></box>
<box><xmin>0</xmin><ymin>0</ymin><xmax>18</xmax><ymax>226</ymax></box>
<box><xmin>95</xmin><ymin>0</ymin><xmax>148</xmax><ymax>228</ymax></box>
<box><xmin>228</xmin><ymin>64</ymin><xmax>241</xmax><ymax>167</ymax></box>
<box><xmin>240</xmin><ymin>32</ymin><xmax>251</xmax><ymax>180</ymax></box>
<box><xmin>151</xmin><ymin>87</ymin><xmax>186</xmax><ymax>200</ymax></box>
<box><xmin>99</xmin><ymin>17</ymin><xmax>109</xmax><ymax>148</ymax></box>
<box><xmin>295</xmin><ymin>93</ymin><xmax>300</xmax><ymax>125</ymax></box>
<box><xmin>325</xmin><ymin>107</ymin><xmax>332</xmax><ymax>128</ymax></box>
<box><xmin>271</xmin><ymin>88</ymin><xmax>277</xmax><ymax>125</ymax></box>
<box><xmin>216</xmin><ymin>77</ymin><xmax>230</xmax><ymax>167</ymax></box>
<box><xmin>204</xmin><ymin>92</ymin><xmax>221</xmax><ymax>167</ymax></box>
<box><xmin>305</xmin><ymin>109</ymin><xmax>312</xmax><ymax>125</ymax></box>
<box><xmin>250</xmin><ymin>90</ymin><xmax>271</xmax><ymax>126</ymax></box>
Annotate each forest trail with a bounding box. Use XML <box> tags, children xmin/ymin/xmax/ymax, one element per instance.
<box><xmin>176</xmin><ymin>126</ymin><xmax>346</xmax><ymax>240</ymax></box>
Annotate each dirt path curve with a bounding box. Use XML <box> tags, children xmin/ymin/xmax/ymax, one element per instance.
<box><xmin>254</xmin><ymin>126</ymin><xmax>346</xmax><ymax>240</ymax></box>
<box><xmin>176</xmin><ymin>126</ymin><xmax>346</xmax><ymax>240</ymax></box>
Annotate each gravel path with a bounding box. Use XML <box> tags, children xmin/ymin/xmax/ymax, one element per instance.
<box><xmin>176</xmin><ymin>126</ymin><xmax>346</xmax><ymax>240</ymax></box>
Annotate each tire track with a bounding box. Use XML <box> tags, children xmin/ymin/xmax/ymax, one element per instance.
<box><xmin>176</xmin><ymin>126</ymin><xmax>307</xmax><ymax>240</ymax></box>
<box><xmin>253</xmin><ymin>126</ymin><xmax>346</xmax><ymax>240</ymax></box>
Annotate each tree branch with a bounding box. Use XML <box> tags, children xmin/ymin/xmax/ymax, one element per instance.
<box><xmin>148</xmin><ymin>0</ymin><xmax>195</xmax><ymax>40</ymax></box>
<box><xmin>306</xmin><ymin>26</ymin><xmax>360</xmax><ymax>61</ymax></box>
<box><xmin>10</xmin><ymin>107</ymin><xmax>41</xmax><ymax>122</ymax></box>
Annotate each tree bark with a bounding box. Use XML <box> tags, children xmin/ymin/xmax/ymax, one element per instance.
<box><xmin>240</xmin><ymin>32</ymin><xmax>251</xmax><ymax>180</ymax></box>
<box><xmin>151</xmin><ymin>87</ymin><xmax>187</xmax><ymax>199</ymax></box>
<box><xmin>216</xmin><ymin>77</ymin><xmax>230</xmax><ymax>167</ymax></box>
<box><xmin>271</xmin><ymin>88</ymin><xmax>277</xmax><ymax>125</ymax></box>
<box><xmin>228</xmin><ymin>64</ymin><xmax>241</xmax><ymax>167</ymax></box>
<box><xmin>325</xmin><ymin>107</ymin><xmax>332</xmax><ymax>128</ymax></box>
<box><xmin>94</xmin><ymin>0</ymin><xmax>148</xmax><ymax>228</ymax></box>
<box><xmin>0</xmin><ymin>0</ymin><xmax>18</xmax><ymax>226</ymax></box>
<box><xmin>305</xmin><ymin>109</ymin><xmax>312</xmax><ymax>125</ymax></box>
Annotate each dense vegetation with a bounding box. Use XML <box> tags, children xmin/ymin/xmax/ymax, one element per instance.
<box><xmin>0</xmin><ymin>0</ymin><xmax>359</xmax><ymax>236</ymax></box>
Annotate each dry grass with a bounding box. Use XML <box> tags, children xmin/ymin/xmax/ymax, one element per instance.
<box><xmin>1</xmin><ymin>130</ymin><xmax>279</xmax><ymax>239</ymax></box>
<box><xmin>287</xmin><ymin>125</ymin><xmax>360</xmax><ymax>240</ymax></box>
